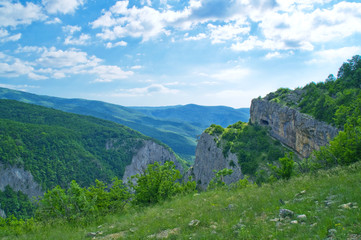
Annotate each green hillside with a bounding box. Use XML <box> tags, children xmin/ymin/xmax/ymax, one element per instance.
<box><xmin>0</xmin><ymin>99</ymin><xmax>156</xmax><ymax>218</ymax></box>
<box><xmin>264</xmin><ymin>55</ymin><xmax>361</xmax><ymax>129</ymax></box>
<box><xmin>0</xmin><ymin>88</ymin><xmax>250</xmax><ymax>161</ymax></box>
<box><xmin>0</xmin><ymin>88</ymin><xmax>198</xmax><ymax>161</ymax></box>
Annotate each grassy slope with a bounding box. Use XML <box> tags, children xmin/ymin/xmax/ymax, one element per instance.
<box><xmin>5</xmin><ymin>162</ymin><xmax>361</xmax><ymax>239</ymax></box>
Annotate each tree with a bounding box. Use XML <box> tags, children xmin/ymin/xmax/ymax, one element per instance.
<box><xmin>129</xmin><ymin>161</ymin><xmax>183</xmax><ymax>206</ymax></box>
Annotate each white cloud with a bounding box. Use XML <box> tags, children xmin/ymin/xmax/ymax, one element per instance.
<box><xmin>0</xmin><ymin>1</ymin><xmax>46</xmax><ymax>27</ymax></box>
<box><xmin>90</xmin><ymin>65</ymin><xmax>133</xmax><ymax>82</ymax></box>
<box><xmin>64</xmin><ymin>33</ymin><xmax>90</xmax><ymax>45</ymax></box>
<box><xmin>207</xmin><ymin>22</ymin><xmax>250</xmax><ymax>44</ymax></box>
<box><xmin>33</xmin><ymin>47</ymin><xmax>133</xmax><ymax>82</ymax></box>
<box><xmin>113</xmin><ymin>83</ymin><xmax>179</xmax><ymax>97</ymax></box>
<box><xmin>45</xmin><ymin>17</ymin><xmax>62</xmax><ymax>24</ymax></box>
<box><xmin>184</xmin><ymin>32</ymin><xmax>207</xmax><ymax>41</ymax></box>
<box><xmin>62</xmin><ymin>25</ymin><xmax>81</xmax><ymax>34</ymax></box>
<box><xmin>307</xmin><ymin>47</ymin><xmax>361</xmax><ymax>65</ymax></box>
<box><xmin>42</xmin><ymin>0</ymin><xmax>84</xmax><ymax>14</ymax></box>
<box><xmin>0</xmin><ymin>29</ymin><xmax>21</xmax><ymax>42</ymax></box>
<box><xmin>131</xmin><ymin>65</ymin><xmax>142</xmax><ymax>70</ymax></box>
<box><xmin>106</xmin><ymin>41</ymin><xmax>128</xmax><ymax>48</ymax></box>
<box><xmin>0</xmin><ymin>54</ymin><xmax>47</xmax><ymax>80</ymax></box>
<box><xmin>92</xmin><ymin>0</ymin><xmax>190</xmax><ymax>42</ymax></box>
<box><xmin>264</xmin><ymin>51</ymin><xmax>294</xmax><ymax>60</ymax></box>
<box><xmin>37</xmin><ymin>47</ymin><xmax>91</xmax><ymax>68</ymax></box>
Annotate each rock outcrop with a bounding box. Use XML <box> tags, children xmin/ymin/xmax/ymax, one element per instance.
<box><xmin>122</xmin><ymin>140</ymin><xmax>183</xmax><ymax>183</ymax></box>
<box><xmin>0</xmin><ymin>163</ymin><xmax>43</xmax><ymax>200</ymax></box>
<box><xmin>250</xmin><ymin>98</ymin><xmax>339</xmax><ymax>157</ymax></box>
<box><xmin>186</xmin><ymin>132</ymin><xmax>243</xmax><ymax>190</ymax></box>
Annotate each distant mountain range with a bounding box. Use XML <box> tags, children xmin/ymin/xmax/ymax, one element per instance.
<box><xmin>0</xmin><ymin>87</ymin><xmax>250</xmax><ymax>161</ymax></box>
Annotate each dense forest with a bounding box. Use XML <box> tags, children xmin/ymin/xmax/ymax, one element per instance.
<box><xmin>0</xmin><ymin>100</ymin><xmax>159</xmax><ymax>218</ymax></box>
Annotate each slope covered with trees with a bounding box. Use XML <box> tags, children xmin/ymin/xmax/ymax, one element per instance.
<box><xmin>0</xmin><ymin>88</ymin><xmax>249</xmax><ymax>161</ymax></box>
<box><xmin>0</xmin><ymin>99</ymin><xmax>159</xmax><ymax>218</ymax></box>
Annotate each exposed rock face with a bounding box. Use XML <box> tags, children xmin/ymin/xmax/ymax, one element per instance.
<box><xmin>250</xmin><ymin>98</ymin><xmax>339</xmax><ymax>157</ymax></box>
<box><xmin>0</xmin><ymin>205</ymin><xmax>6</xmax><ymax>218</ymax></box>
<box><xmin>123</xmin><ymin>140</ymin><xmax>183</xmax><ymax>182</ymax></box>
<box><xmin>0</xmin><ymin>163</ymin><xmax>43</xmax><ymax>199</ymax></box>
<box><xmin>186</xmin><ymin>132</ymin><xmax>243</xmax><ymax>190</ymax></box>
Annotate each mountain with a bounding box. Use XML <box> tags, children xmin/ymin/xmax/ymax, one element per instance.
<box><xmin>0</xmin><ymin>99</ymin><xmax>183</xmax><ymax>219</ymax></box>
<box><xmin>130</xmin><ymin>104</ymin><xmax>250</xmax><ymax>130</ymax></box>
<box><xmin>187</xmin><ymin>55</ymin><xmax>361</xmax><ymax>189</ymax></box>
<box><xmin>0</xmin><ymin>88</ymin><xmax>250</xmax><ymax>161</ymax></box>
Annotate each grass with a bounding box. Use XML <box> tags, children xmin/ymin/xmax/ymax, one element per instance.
<box><xmin>2</xmin><ymin>162</ymin><xmax>361</xmax><ymax>239</ymax></box>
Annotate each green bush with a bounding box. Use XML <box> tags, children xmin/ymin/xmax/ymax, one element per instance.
<box><xmin>208</xmin><ymin>168</ymin><xmax>233</xmax><ymax>190</ymax></box>
<box><xmin>268</xmin><ymin>152</ymin><xmax>295</xmax><ymax>180</ymax></box>
<box><xmin>130</xmin><ymin>161</ymin><xmax>188</xmax><ymax>206</ymax></box>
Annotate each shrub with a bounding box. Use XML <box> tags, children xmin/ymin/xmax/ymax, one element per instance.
<box><xmin>130</xmin><ymin>161</ymin><xmax>185</xmax><ymax>206</ymax></box>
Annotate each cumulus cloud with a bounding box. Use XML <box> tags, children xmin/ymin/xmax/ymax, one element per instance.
<box><xmin>0</xmin><ymin>1</ymin><xmax>46</xmax><ymax>27</ymax></box>
<box><xmin>92</xmin><ymin>0</ymin><xmax>189</xmax><ymax>42</ymax></box>
<box><xmin>106</xmin><ymin>41</ymin><xmax>127</xmax><ymax>48</ymax></box>
<box><xmin>42</xmin><ymin>0</ymin><xmax>84</xmax><ymax>14</ymax></box>
<box><xmin>0</xmin><ymin>29</ymin><xmax>21</xmax><ymax>42</ymax></box>
<box><xmin>91</xmin><ymin>0</ymin><xmax>361</xmax><ymax>53</ymax></box>
<box><xmin>0</xmin><ymin>53</ymin><xmax>47</xmax><ymax>80</ymax></box>
<box><xmin>184</xmin><ymin>32</ymin><xmax>207</xmax><ymax>41</ymax></box>
<box><xmin>64</xmin><ymin>33</ymin><xmax>90</xmax><ymax>45</ymax></box>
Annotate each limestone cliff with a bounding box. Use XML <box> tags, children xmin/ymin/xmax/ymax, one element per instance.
<box><xmin>0</xmin><ymin>163</ymin><xmax>43</xmax><ymax>218</ymax></box>
<box><xmin>250</xmin><ymin>98</ymin><xmax>339</xmax><ymax>157</ymax></box>
<box><xmin>0</xmin><ymin>163</ymin><xmax>43</xmax><ymax>199</ymax></box>
<box><xmin>185</xmin><ymin>132</ymin><xmax>243</xmax><ymax>190</ymax></box>
<box><xmin>122</xmin><ymin>140</ymin><xmax>183</xmax><ymax>183</ymax></box>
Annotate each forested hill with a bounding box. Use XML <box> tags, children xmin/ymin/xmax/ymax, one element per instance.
<box><xmin>0</xmin><ymin>99</ymin><xmax>153</xmax><ymax>190</ymax></box>
<box><xmin>263</xmin><ymin>55</ymin><xmax>361</xmax><ymax>129</ymax></box>
<box><xmin>0</xmin><ymin>88</ymin><xmax>250</xmax><ymax>161</ymax></box>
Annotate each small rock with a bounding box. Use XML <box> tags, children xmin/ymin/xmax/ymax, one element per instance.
<box><xmin>290</xmin><ymin>220</ymin><xmax>298</xmax><ymax>224</ymax></box>
<box><xmin>328</xmin><ymin>229</ymin><xmax>337</xmax><ymax>236</ymax></box>
<box><xmin>295</xmin><ymin>190</ymin><xmax>306</xmax><ymax>198</ymax></box>
<box><xmin>189</xmin><ymin>219</ymin><xmax>200</xmax><ymax>227</ymax></box>
<box><xmin>226</xmin><ymin>204</ymin><xmax>235</xmax><ymax>210</ymax></box>
<box><xmin>279</xmin><ymin>209</ymin><xmax>294</xmax><ymax>218</ymax></box>
<box><xmin>129</xmin><ymin>228</ymin><xmax>137</xmax><ymax>233</ymax></box>
<box><xmin>86</xmin><ymin>232</ymin><xmax>97</xmax><ymax>238</ymax></box>
<box><xmin>310</xmin><ymin>223</ymin><xmax>317</xmax><ymax>227</ymax></box>
<box><xmin>210</xmin><ymin>224</ymin><xmax>217</xmax><ymax>229</ymax></box>
<box><xmin>339</xmin><ymin>202</ymin><xmax>358</xmax><ymax>209</ymax></box>
<box><xmin>297</xmin><ymin>214</ymin><xmax>307</xmax><ymax>222</ymax></box>
<box><xmin>270</xmin><ymin>218</ymin><xmax>280</xmax><ymax>222</ymax></box>
<box><xmin>348</xmin><ymin>234</ymin><xmax>361</xmax><ymax>240</ymax></box>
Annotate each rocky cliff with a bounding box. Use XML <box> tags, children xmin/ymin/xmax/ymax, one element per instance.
<box><xmin>0</xmin><ymin>163</ymin><xmax>43</xmax><ymax>199</ymax></box>
<box><xmin>0</xmin><ymin>163</ymin><xmax>43</xmax><ymax>218</ymax></box>
<box><xmin>250</xmin><ymin>98</ymin><xmax>339</xmax><ymax>157</ymax></box>
<box><xmin>122</xmin><ymin>140</ymin><xmax>183</xmax><ymax>183</ymax></box>
<box><xmin>185</xmin><ymin>132</ymin><xmax>243</xmax><ymax>190</ymax></box>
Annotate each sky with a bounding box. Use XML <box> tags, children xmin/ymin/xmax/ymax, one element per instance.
<box><xmin>0</xmin><ymin>0</ymin><xmax>361</xmax><ymax>108</ymax></box>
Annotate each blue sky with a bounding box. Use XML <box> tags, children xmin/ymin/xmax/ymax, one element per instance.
<box><xmin>0</xmin><ymin>0</ymin><xmax>361</xmax><ymax>108</ymax></box>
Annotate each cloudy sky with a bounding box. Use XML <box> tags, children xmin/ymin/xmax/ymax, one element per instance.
<box><xmin>0</xmin><ymin>0</ymin><xmax>360</xmax><ymax>108</ymax></box>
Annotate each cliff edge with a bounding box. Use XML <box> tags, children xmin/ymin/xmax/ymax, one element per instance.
<box><xmin>250</xmin><ymin>98</ymin><xmax>339</xmax><ymax>157</ymax></box>
<box><xmin>186</xmin><ymin>132</ymin><xmax>243</xmax><ymax>190</ymax></box>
